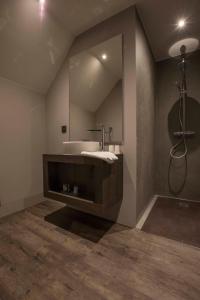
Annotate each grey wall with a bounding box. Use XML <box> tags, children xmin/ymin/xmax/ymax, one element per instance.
<box><xmin>135</xmin><ymin>14</ymin><xmax>156</xmax><ymax>219</ymax></box>
<box><xmin>0</xmin><ymin>77</ymin><xmax>46</xmax><ymax>218</ymax></box>
<box><xmin>96</xmin><ymin>80</ymin><xmax>123</xmax><ymax>143</ymax></box>
<box><xmin>46</xmin><ymin>7</ymin><xmax>137</xmax><ymax>227</ymax></box>
<box><xmin>156</xmin><ymin>50</ymin><xmax>200</xmax><ymax>201</ymax></box>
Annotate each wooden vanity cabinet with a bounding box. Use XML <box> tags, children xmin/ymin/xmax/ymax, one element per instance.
<box><xmin>43</xmin><ymin>154</ymin><xmax>123</xmax><ymax>215</ymax></box>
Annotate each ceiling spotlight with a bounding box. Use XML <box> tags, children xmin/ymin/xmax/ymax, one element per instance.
<box><xmin>102</xmin><ymin>54</ymin><xmax>107</xmax><ymax>60</ymax></box>
<box><xmin>177</xmin><ymin>19</ymin><xmax>186</xmax><ymax>29</ymax></box>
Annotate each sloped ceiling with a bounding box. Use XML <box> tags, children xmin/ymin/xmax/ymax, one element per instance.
<box><xmin>1</xmin><ymin>0</ymin><xmax>199</xmax><ymax>93</ymax></box>
<box><xmin>0</xmin><ymin>0</ymin><xmax>73</xmax><ymax>94</ymax></box>
<box><xmin>0</xmin><ymin>0</ymin><xmax>136</xmax><ymax>94</ymax></box>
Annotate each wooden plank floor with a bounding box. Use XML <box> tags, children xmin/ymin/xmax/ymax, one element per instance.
<box><xmin>0</xmin><ymin>200</ymin><xmax>200</xmax><ymax>300</ymax></box>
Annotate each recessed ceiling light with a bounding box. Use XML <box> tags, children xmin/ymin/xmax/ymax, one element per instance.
<box><xmin>102</xmin><ymin>54</ymin><xmax>107</xmax><ymax>60</ymax></box>
<box><xmin>177</xmin><ymin>19</ymin><xmax>186</xmax><ymax>29</ymax></box>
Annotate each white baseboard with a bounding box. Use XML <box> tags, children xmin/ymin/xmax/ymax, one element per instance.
<box><xmin>136</xmin><ymin>195</ymin><xmax>158</xmax><ymax>230</ymax></box>
<box><xmin>0</xmin><ymin>193</ymin><xmax>44</xmax><ymax>219</ymax></box>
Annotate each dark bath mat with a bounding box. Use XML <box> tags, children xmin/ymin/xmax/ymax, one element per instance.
<box><xmin>45</xmin><ymin>206</ymin><xmax>127</xmax><ymax>243</ymax></box>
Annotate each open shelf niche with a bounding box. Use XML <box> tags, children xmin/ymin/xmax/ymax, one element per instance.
<box><xmin>43</xmin><ymin>154</ymin><xmax>123</xmax><ymax>216</ymax></box>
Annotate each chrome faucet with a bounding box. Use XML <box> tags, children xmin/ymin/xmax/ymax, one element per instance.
<box><xmin>88</xmin><ymin>125</ymin><xmax>105</xmax><ymax>151</ymax></box>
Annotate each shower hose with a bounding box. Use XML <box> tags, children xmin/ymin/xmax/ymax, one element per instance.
<box><xmin>169</xmin><ymin>89</ymin><xmax>188</xmax><ymax>159</ymax></box>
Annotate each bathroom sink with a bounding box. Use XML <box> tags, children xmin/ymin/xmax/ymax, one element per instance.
<box><xmin>62</xmin><ymin>141</ymin><xmax>100</xmax><ymax>154</ymax></box>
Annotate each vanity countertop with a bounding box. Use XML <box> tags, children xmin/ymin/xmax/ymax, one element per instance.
<box><xmin>43</xmin><ymin>153</ymin><xmax>123</xmax><ymax>165</ymax></box>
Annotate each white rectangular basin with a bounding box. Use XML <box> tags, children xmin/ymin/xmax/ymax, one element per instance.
<box><xmin>62</xmin><ymin>141</ymin><xmax>100</xmax><ymax>154</ymax></box>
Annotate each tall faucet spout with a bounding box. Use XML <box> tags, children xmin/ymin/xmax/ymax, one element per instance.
<box><xmin>101</xmin><ymin>125</ymin><xmax>105</xmax><ymax>151</ymax></box>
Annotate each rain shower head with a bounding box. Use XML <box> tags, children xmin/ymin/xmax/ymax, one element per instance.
<box><xmin>169</xmin><ymin>38</ymin><xmax>199</xmax><ymax>58</ymax></box>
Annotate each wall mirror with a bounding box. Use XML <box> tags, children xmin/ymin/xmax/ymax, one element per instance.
<box><xmin>69</xmin><ymin>34</ymin><xmax>123</xmax><ymax>144</ymax></box>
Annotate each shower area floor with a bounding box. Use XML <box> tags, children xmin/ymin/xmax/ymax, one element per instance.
<box><xmin>142</xmin><ymin>197</ymin><xmax>200</xmax><ymax>248</ymax></box>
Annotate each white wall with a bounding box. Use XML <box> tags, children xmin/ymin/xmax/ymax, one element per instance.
<box><xmin>0</xmin><ymin>78</ymin><xmax>46</xmax><ymax>218</ymax></box>
<box><xmin>135</xmin><ymin>14</ymin><xmax>156</xmax><ymax>219</ymax></box>
<box><xmin>46</xmin><ymin>67</ymin><xmax>69</xmax><ymax>153</ymax></box>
